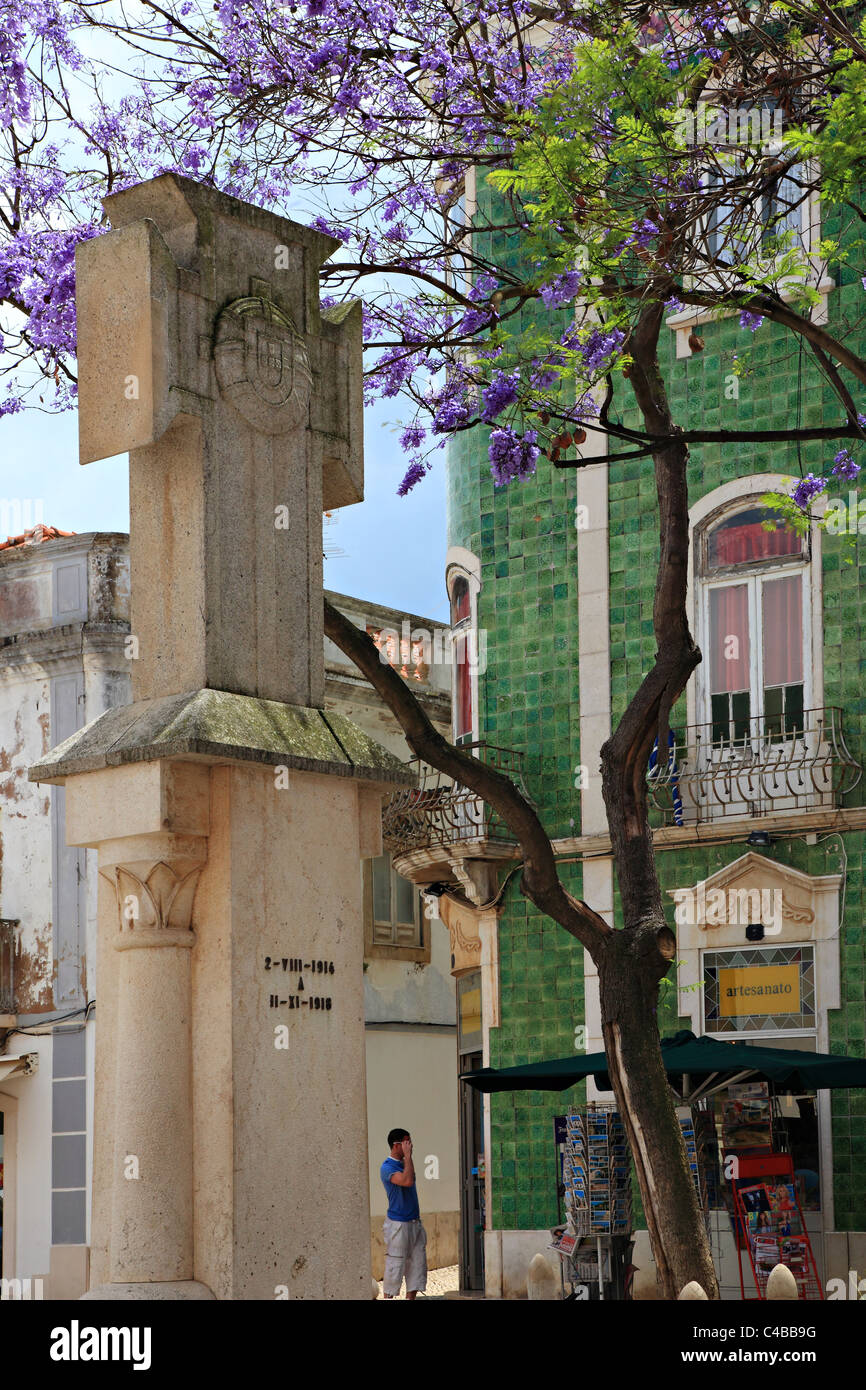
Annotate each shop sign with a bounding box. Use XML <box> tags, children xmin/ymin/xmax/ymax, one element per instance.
<box><xmin>718</xmin><ymin>963</ymin><xmax>801</xmax><ymax>1017</ymax></box>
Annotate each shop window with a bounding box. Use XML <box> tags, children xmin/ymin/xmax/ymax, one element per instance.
<box><xmin>697</xmin><ymin>504</ymin><xmax>809</xmax><ymax>743</ymax></box>
<box><xmin>363</xmin><ymin>853</ymin><xmax>428</xmax><ymax>963</ymax></box>
<box><xmin>703</xmin><ymin>944</ymin><xmax>816</xmax><ymax>1036</ymax></box>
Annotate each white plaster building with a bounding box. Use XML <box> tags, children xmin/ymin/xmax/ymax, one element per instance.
<box><xmin>0</xmin><ymin>529</ymin><xmax>458</xmax><ymax>1295</ymax></box>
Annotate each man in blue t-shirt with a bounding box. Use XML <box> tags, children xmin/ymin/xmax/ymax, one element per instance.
<box><xmin>379</xmin><ymin>1127</ymin><xmax>427</xmax><ymax>1299</ymax></box>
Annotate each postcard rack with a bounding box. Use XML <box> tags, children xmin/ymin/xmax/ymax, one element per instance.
<box><xmin>732</xmin><ymin>1153</ymin><xmax>823</xmax><ymax>1301</ymax></box>
<box><xmin>563</xmin><ymin>1105</ymin><xmax>632</xmax><ymax>1237</ymax></box>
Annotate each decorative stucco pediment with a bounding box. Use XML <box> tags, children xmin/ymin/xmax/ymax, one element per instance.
<box><xmin>669</xmin><ymin>851</ymin><xmax>843</xmax><ymax>1038</ymax></box>
<box><xmin>668</xmin><ymin>851</ymin><xmax>842</xmax><ymax>949</ymax></box>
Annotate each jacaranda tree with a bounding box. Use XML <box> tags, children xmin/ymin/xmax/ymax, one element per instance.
<box><xmin>5</xmin><ymin>0</ymin><xmax>866</xmax><ymax>1297</ymax></box>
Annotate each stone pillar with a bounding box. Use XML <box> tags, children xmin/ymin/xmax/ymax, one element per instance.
<box><xmin>28</xmin><ymin>172</ymin><xmax>416</xmax><ymax>1300</ymax></box>
<box><xmin>104</xmin><ymin>852</ymin><xmax>204</xmax><ymax>1286</ymax></box>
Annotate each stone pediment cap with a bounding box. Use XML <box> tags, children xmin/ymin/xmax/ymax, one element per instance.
<box><xmin>102</xmin><ymin>172</ymin><xmax>340</xmax><ymax>269</ymax></box>
<box><xmin>666</xmin><ymin>849</ymin><xmax>842</xmax><ymax>897</ymax></box>
<box><xmin>28</xmin><ymin>687</ymin><xmax>417</xmax><ymax>789</ymax></box>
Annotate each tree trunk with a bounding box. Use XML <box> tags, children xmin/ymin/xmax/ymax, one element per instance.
<box><xmin>597</xmin><ymin>927</ymin><xmax>718</xmax><ymax>1300</ymax></box>
<box><xmin>592</xmin><ymin>298</ymin><xmax>719</xmax><ymax>1297</ymax></box>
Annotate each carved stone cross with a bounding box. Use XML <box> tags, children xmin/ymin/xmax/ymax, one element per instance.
<box><xmin>76</xmin><ymin>172</ymin><xmax>362</xmax><ymax>707</ymax></box>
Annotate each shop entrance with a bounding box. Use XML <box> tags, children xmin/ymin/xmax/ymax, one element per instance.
<box><xmin>457</xmin><ymin>972</ymin><xmax>484</xmax><ymax>1293</ymax></box>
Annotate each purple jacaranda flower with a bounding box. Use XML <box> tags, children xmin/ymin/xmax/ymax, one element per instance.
<box><xmin>480</xmin><ymin>369</ymin><xmax>520</xmax><ymax>424</ymax></box>
<box><xmin>430</xmin><ymin>375</ymin><xmax>474</xmax><ymax>433</ymax></box>
<box><xmin>457</xmin><ymin>307</ymin><xmax>492</xmax><ymax>336</ymax></box>
<box><xmin>539</xmin><ymin>270</ymin><xmax>581</xmax><ymax>311</ymax></box>
<box><xmin>530</xmin><ymin>364</ymin><xmax>560</xmax><ymax>390</ymax></box>
<box><xmin>488</xmin><ymin>427</ymin><xmax>539</xmax><ymax>487</ymax></box>
<box><xmin>400</xmin><ymin>422</ymin><xmax>426</xmax><ymax>452</ymax></box>
<box><xmin>832</xmin><ymin>449</ymin><xmax>861</xmax><ymax>482</ymax></box>
<box><xmin>397</xmin><ymin>459</ymin><xmax>428</xmax><ymax>495</ymax></box>
<box><xmin>568</xmin><ymin>325</ymin><xmax>625</xmax><ymax>374</ymax></box>
<box><xmin>791</xmin><ymin>474</ymin><xmax>827</xmax><ymax>510</ymax></box>
<box><xmin>740</xmin><ymin>310</ymin><xmax>764</xmax><ymax>331</ymax></box>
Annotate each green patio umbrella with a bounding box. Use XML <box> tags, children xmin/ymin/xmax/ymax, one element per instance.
<box><xmin>460</xmin><ymin>1029</ymin><xmax>866</xmax><ymax>1101</ymax></box>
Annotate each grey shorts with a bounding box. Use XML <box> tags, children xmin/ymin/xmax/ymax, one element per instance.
<box><xmin>382</xmin><ymin>1217</ymin><xmax>427</xmax><ymax>1296</ymax></box>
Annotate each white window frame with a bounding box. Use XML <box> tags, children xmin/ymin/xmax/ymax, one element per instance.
<box><xmin>686</xmin><ymin>476</ymin><xmax>825</xmax><ymax>738</ymax></box>
<box><xmin>668</xmin><ymin>123</ymin><xmax>833</xmax><ymax>355</ymax></box>
<box><xmin>697</xmin><ymin>544</ymin><xmax>813</xmax><ymax>737</ymax></box>
<box><xmin>363</xmin><ymin>853</ymin><xmax>428</xmax><ymax>963</ymax></box>
<box><xmin>446</xmin><ymin>547</ymin><xmax>482</xmax><ymax>748</ymax></box>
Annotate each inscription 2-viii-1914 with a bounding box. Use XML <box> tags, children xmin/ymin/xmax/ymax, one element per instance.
<box><xmin>265</xmin><ymin>955</ymin><xmax>334</xmax><ymax>1012</ymax></box>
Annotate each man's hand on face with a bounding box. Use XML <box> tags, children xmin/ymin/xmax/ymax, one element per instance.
<box><xmin>401</xmin><ymin>1138</ymin><xmax>413</xmax><ymax>1159</ymax></box>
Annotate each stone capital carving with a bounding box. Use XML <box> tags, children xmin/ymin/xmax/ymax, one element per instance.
<box><xmin>101</xmin><ymin>858</ymin><xmax>205</xmax><ymax>950</ymax></box>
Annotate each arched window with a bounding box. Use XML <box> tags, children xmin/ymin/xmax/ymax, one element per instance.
<box><xmin>697</xmin><ymin>504</ymin><xmax>809</xmax><ymax>744</ymax></box>
<box><xmin>449</xmin><ymin>571</ymin><xmax>475</xmax><ymax>746</ymax></box>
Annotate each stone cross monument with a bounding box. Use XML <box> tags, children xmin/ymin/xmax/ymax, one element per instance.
<box><xmin>30</xmin><ymin>173</ymin><xmax>413</xmax><ymax>1300</ymax></box>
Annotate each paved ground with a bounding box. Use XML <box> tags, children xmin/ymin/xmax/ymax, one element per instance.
<box><xmin>375</xmin><ymin>1264</ymin><xmax>460</xmax><ymax>1299</ymax></box>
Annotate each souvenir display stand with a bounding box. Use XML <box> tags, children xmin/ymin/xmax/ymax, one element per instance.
<box><xmin>552</xmin><ymin>1105</ymin><xmax>633</xmax><ymax>1300</ymax></box>
<box><xmin>732</xmin><ymin>1153</ymin><xmax>823</xmax><ymax>1300</ymax></box>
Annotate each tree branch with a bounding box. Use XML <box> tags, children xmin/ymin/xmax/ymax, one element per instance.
<box><xmin>323</xmin><ymin>596</ymin><xmax>610</xmax><ymax>951</ymax></box>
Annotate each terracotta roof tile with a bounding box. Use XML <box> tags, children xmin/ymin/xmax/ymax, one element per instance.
<box><xmin>0</xmin><ymin>524</ymin><xmax>77</xmax><ymax>552</ymax></box>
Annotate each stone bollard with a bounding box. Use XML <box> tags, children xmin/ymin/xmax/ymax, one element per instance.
<box><xmin>527</xmin><ymin>1252</ymin><xmax>559</xmax><ymax>1300</ymax></box>
<box><xmin>678</xmin><ymin>1281</ymin><xmax>709</xmax><ymax>1300</ymax></box>
<box><xmin>766</xmin><ymin>1264</ymin><xmax>799</xmax><ymax>1300</ymax></box>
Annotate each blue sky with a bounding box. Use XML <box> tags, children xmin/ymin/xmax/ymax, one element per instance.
<box><xmin>0</xmin><ymin>394</ymin><xmax>449</xmax><ymax>623</ymax></box>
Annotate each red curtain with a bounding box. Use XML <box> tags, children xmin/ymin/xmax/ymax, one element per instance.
<box><xmin>762</xmin><ymin>575</ymin><xmax>803</xmax><ymax>686</ymax></box>
<box><xmin>451</xmin><ymin>577</ymin><xmax>471</xmax><ymax>625</ymax></box>
<box><xmin>710</xmin><ymin>521</ymin><xmax>799</xmax><ymax>567</ymax></box>
<box><xmin>455</xmin><ymin>633</ymin><xmax>473</xmax><ymax>739</ymax></box>
<box><xmin>710</xmin><ymin>585</ymin><xmax>750</xmax><ymax>693</ymax></box>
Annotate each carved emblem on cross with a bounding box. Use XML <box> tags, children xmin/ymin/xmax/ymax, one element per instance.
<box><xmin>214</xmin><ymin>295</ymin><xmax>312</xmax><ymax>433</ymax></box>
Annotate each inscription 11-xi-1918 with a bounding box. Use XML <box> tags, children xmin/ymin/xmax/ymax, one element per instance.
<box><xmin>264</xmin><ymin>955</ymin><xmax>334</xmax><ymax>1012</ymax></box>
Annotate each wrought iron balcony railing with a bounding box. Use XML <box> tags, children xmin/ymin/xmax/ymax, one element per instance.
<box><xmin>382</xmin><ymin>742</ymin><xmax>531</xmax><ymax>857</ymax></box>
<box><xmin>647</xmin><ymin>706</ymin><xmax>861</xmax><ymax>826</ymax></box>
<box><xmin>0</xmin><ymin>918</ymin><xmax>16</xmax><ymax>1013</ymax></box>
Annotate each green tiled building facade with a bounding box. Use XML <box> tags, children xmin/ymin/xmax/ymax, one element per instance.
<box><xmin>439</xmin><ymin>192</ymin><xmax>866</xmax><ymax>1296</ymax></box>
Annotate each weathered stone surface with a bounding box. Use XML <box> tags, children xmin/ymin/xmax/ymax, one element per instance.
<box><xmin>80</xmin><ymin>1281</ymin><xmax>215</xmax><ymax>1300</ymax></box>
<box><xmin>28</xmin><ymin>688</ymin><xmax>416</xmax><ymax>787</ymax></box>
<box><xmin>75</xmin><ymin>171</ymin><xmax>363</xmax><ymax>707</ymax></box>
<box><xmin>526</xmin><ymin>1252</ymin><xmax>559</xmax><ymax>1300</ymax></box>
<box><xmin>677</xmin><ymin>1280</ymin><xmax>709</xmax><ymax>1300</ymax></box>
<box><xmin>766</xmin><ymin>1264</ymin><xmax>799</xmax><ymax>1300</ymax></box>
<box><xmin>36</xmin><ymin>172</ymin><xmax>397</xmax><ymax>1302</ymax></box>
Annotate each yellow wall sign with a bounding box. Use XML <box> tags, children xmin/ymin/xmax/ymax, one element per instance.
<box><xmin>718</xmin><ymin>963</ymin><xmax>801</xmax><ymax>1017</ymax></box>
<box><xmin>459</xmin><ymin>987</ymin><xmax>482</xmax><ymax>1036</ymax></box>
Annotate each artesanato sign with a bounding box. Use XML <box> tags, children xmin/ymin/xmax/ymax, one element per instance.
<box><xmin>718</xmin><ymin>964</ymin><xmax>801</xmax><ymax>1017</ymax></box>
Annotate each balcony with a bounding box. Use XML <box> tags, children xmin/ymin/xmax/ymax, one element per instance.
<box><xmin>382</xmin><ymin>742</ymin><xmax>529</xmax><ymax>881</ymax></box>
<box><xmin>647</xmin><ymin>707</ymin><xmax>861</xmax><ymax>827</ymax></box>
